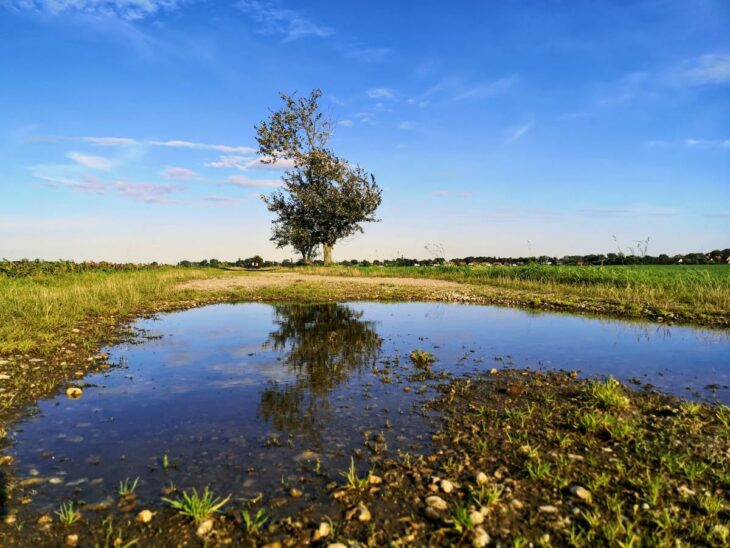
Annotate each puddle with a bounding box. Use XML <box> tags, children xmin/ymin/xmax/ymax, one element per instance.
<box><xmin>4</xmin><ymin>302</ymin><xmax>729</xmax><ymax>516</ymax></box>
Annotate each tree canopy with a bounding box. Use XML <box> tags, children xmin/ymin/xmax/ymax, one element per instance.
<box><xmin>256</xmin><ymin>89</ymin><xmax>382</xmax><ymax>263</ymax></box>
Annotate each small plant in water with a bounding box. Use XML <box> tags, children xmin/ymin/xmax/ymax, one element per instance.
<box><xmin>162</xmin><ymin>486</ymin><xmax>231</xmax><ymax>524</ymax></box>
<box><xmin>55</xmin><ymin>501</ymin><xmax>81</xmax><ymax>526</ymax></box>
<box><xmin>409</xmin><ymin>349</ymin><xmax>435</xmax><ymax>368</ymax></box>
<box><xmin>241</xmin><ymin>507</ymin><xmax>269</xmax><ymax>533</ymax></box>
<box><xmin>118</xmin><ymin>477</ymin><xmax>140</xmax><ymax>497</ymax></box>
<box><xmin>340</xmin><ymin>457</ymin><xmax>369</xmax><ymax>489</ymax></box>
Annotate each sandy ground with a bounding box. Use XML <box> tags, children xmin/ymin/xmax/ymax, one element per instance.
<box><xmin>179</xmin><ymin>271</ymin><xmax>466</xmax><ymax>292</ymax></box>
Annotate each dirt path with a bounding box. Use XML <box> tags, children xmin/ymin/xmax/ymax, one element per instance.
<box><xmin>179</xmin><ymin>271</ymin><xmax>467</xmax><ymax>291</ymax></box>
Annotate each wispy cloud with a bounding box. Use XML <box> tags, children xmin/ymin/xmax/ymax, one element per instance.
<box><xmin>705</xmin><ymin>211</ymin><xmax>730</xmax><ymax>219</ymax></box>
<box><xmin>431</xmin><ymin>190</ymin><xmax>473</xmax><ymax>198</ymax></box>
<box><xmin>237</xmin><ymin>0</ymin><xmax>333</xmax><ymax>42</ymax></box>
<box><xmin>398</xmin><ymin>121</ymin><xmax>416</xmax><ymax>130</ymax></box>
<box><xmin>2</xmin><ymin>0</ymin><xmax>189</xmax><ymax>21</ymax></box>
<box><xmin>452</xmin><ymin>77</ymin><xmax>516</xmax><ymax>101</ymax></box>
<box><xmin>367</xmin><ymin>87</ymin><xmax>395</xmax><ymax>100</ymax></box>
<box><xmin>420</xmin><ymin>75</ymin><xmax>516</xmax><ymax>103</ymax></box>
<box><xmin>338</xmin><ymin>119</ymin><xmax>354</xmax><ymax>127</ymax></box>
<box><xmin>678</xmin><ymin>53</ymin><xmax>730</xmax><ymax>85</ymax></box>
<box><xmin>203</xmin><ymin>194</ymin><xmax>243</xmax><ymax>203</ymax></box>
<box><xmin>578</xmin><ymin>208</ymin><xmax>628</xmax><ymax>217</ymax></box>
<box><xmin>204</xmin><ymin>155</ymin><xmax>295</xmax><ymax>171</ymax></box>
<box><xmin>162</xmin><ymin>166</ymin><xmax>202</xmax><ymax>181</ymax></box>
<box><xmin>66</xmin><ymin>151</ymin><xmax>113</xmax><ymax>170</ymax></box>
<box><xmin>150</xmin><ymin>140</ymin><xmax>255</xmax><ymax>154</ymax></box>
<box><xmin>37</xmin><ymin>174</ymin><xmax>184</xmax><ymax>203</ymax></box>
<box><xmin>505</xmin><ymin>121</ymin><xmax>534</xmax><ymax>144</ymax></box>
<box><xmin>82</xmin><ymin>136</ymin><xmax>138</xmax><ymax>146</ymax></box>
<box><xmin>224</xmin><ymin>175</ymin><xmax>281</xmax><ymax>188</ymax></box>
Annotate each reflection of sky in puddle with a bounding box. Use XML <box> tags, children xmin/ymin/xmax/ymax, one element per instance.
<box><xmin>5</xmin><ymin>302</ymin><xmax>730</xmax><ymax>515</ymax></box>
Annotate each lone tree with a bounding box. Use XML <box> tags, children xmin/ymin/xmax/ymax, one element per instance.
<box><xmin>256</xmin><ymin>89</ymin><xmax>382</xmax><ymax>264</ymax></box>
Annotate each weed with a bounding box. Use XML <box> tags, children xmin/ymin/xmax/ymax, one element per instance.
<box><xmin>117</xmin><ymin>477</ymin><xmax>139</xmax><ymax>497</ymax></box>
<box><xmin>409</xmin><ymin>349</ymin><xmax>435</xmax><ymax>368</ymax></box>
<box><xmin>55</xmin><ymin>501</ymin><xmax>81</xmax><ymax>526</ymax></box>
<box><xmin>448</xmin><ymin>503</ymin><xmax>473</xmax><ymax>533</ymax></box>
<box><xmin>470</xmin><ymin>484</ymin><xmax>503</xmax><ymax>507</ymax></box>
<box><xmin>241</xmin><ymin>507</ymin><xmax>269</xmax><ymax>533</ymax></box>
<box><xmin>162</xmin><ymin>486</ymin><xmax>231</xmax><ymax>524</ymax></box>
<box><xmin>340</xmin><ymin>457</ymin><xmax>368</xmax><ymax>489</ymax></box>
<box><xmin>526</xmin><ymin>460</ymin><xmax>552</xmax><ymax>481</ymax></box>
<box><xmin>587</xmin><ymin>376</ymin><xmax>630</xmax><ymax>409</ymax></box>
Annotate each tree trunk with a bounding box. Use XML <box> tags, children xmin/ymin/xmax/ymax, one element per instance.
<box><xmin>323</xmin><ymin>243</ymin><xmax>333</xmax><ymax>265</ymax></box>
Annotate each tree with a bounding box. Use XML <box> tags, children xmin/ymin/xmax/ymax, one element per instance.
<box><xmin>256</xmin><ymin>89</ymin><xmax>382</xmax><ymax>264</ymax></box>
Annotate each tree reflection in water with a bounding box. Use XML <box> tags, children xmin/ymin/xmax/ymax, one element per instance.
<box><xmin>258</xmin><ymin>304</ymin><xmax>382</xmax><ymax>442</ymax></box>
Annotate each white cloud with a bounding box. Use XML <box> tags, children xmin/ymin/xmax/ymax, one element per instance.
<box><xmin>3</xmin><ymin>0</ymin><xmax>188</xmax><ymax>20</ymax></box>
<box><xmin>684</xmin><ymin>138</ymin><xmax>730</xmax><ymax>148</ymax></box>
<box><xmin>66</xmin><ymin>151</ymin><xmax>113</xmax><ymax>170</ymax></box>
<box><xmin>398</xmin><ymin>121</ymin><xmax>416</xmax><ymax>130</ymax></box>
<box><xmin>505</xmin><ymin>121</ymin><xmax>534</xmax><ymax>144</ymax></box>
<box><xmin>452</xmin><ymin>77</ymin><xmax>516</xmax><ymax>101</ymax></box>
<box><xmin>237</xmin><ymin>0</ymin><xmax>332</xmax><ymax>42</ymax></box>
<box><xmin>224</xmin><ymin>175</ymin><xmax>281</xmax><ymax>188</ymax></box>
<box><xmin>203</xmin><ymin>194</ymin><xmax>242</xmax><ymax>203</ymax></box>
<box><xmin>204</xmin><ymin>155</ymin><xmax>295</xmax><ymax>171</ymax></box>
<box><xmin>338</xmin><ymin>120</ymin><xmax>354</xmax><ymax>127</ymax></box>
<box><xmin>680</xmin><ymin>53</ymin><xmax>730</xmax><ymax>85</ymax></box>
<box><xmin>367</xmin><ymin>87</ymin><xmax>395</xmax><ymax>100</ymax></box>
<box><xmin>150</xmin><ymin>140</ymin><xmax>256</xmax><ymax>154</ymax></box>
<box><xmin>163</xmin><ymin>166</ymin><xmax>202</xmax><ymax>180</ymax></box>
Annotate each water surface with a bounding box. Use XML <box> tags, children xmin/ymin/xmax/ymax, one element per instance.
<box><xmin>5</xmin><ymin>302</ymin><xmax>729</xmax><ymax>515</ymax></box>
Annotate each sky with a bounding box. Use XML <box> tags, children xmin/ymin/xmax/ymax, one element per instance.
<box><xmin>1</xmin><ymin>0</ymin><xmax>728</xmax><ymax>262</ymax></box>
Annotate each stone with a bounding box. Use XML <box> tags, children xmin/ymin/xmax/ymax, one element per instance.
<box><xmin>472</xmin><ymin>526</ymin><xmax>491</xmax><ymax>547</ymax></box>
<box><xmin>289</xmin><ymin>487</ymin><xmax>303</xmax><ymax>498</ymax></box>
<box><xmin>36</xmin><ymin>514</ymin><xmax>53</xmax><ymax>526</ymax></box>
<box><xmin>20</xmin><ymin>477</ymin><xmax>44</xmax><ymax>487</ymax></box>
<box><xmin>677</xmin><ymin>485</ymin><xmax>696</xmax><ymax>498</ymax></box>
<box><xmin>440</xmin><ymin>479</ymin><xmax>454</xmax><ymax>493</ymax></box>
<box><xmin>66</xmin><ymin>387</ymin><xmax>83</xmax><ymax>399</ymax></box>
<box><xmin>425</xmin><ymin>495</ymin><xmax>448</xmax><ymax>510</ymax></box>
<box><xmin>475</xmin><ymin>472</ymin><xmax>488</xmax><ymax>486</ymax></box>
<box><xmin>83</xmin><ymin>498</ymin><xmax>113</xmax><ymax>512</ymax></box>
<box><xmin>327</xmin><ymin>544</ymin><xmax>348</xmax><ymax>548</ymax></box>
<box><xmin>312</xmin><ymin>521</ymin><xmax>331</xmax><ymax>541</ymax></box>
<box><xmin>136</xmin><ymin>510</ymin><xmax>154</xmax><ymax>523</ymax></box>
<box><xmin>368</xmin><ymin>474</ymin><xmax>383</xmax><ymax>485</ymax></box>
<box><xmin>569</xmin><ymin>485</ymin><xmax>591</xmax><ymax>502</ymax></box>
<box><xmin>510</xmin><ymin>499</ymin><xmax>524</xmax><ymax>510</ymax></box>
<box><xmin>197</xmin><ymin>519</ymin><xmax>214</xmax><ymax>536</ymax></box>
<box><xmin>346</xmin><ymin>502</ymin><xmax>371</xmax><ymax>522</ymax></box>
<box><xmin>65</xmin><ymin>534</ymin><xmax>79</xmax><ymax>547</ymax></box>
<box><xmin>641</xmin><ymin>502</ymin><xmax>650</xmax><ymax>511</ymax></box>
<box><xmin>469</xmin><ymin>510</ymin><xmax>484</xmax><ymax>525</ymax></box>
<box><xmin>0</xmin><ymin>374</ymin><xmax>10</xmax><ymax>380</ymax></box>
<box><xmin>538</xmin><ymin>505</ymin><xmax>558</xmax><ymax>513</ymax></box>
<box><xmin>489</xmin><ymin>368</ymin><xmax>498</xmax><ymax>375</ymax></box>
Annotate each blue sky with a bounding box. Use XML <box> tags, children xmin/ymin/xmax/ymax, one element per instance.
<box><xmin>1</xmin><ymin>0</ymin><xmax>728</xmax><ymax>262</ymax></box>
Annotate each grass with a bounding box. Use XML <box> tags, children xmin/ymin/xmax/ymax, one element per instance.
<box><xmin>340</xmin><ymin>457</ymin><xmax>369</xmax><ymax>489</ymax></box>
<box><xmin>587</xmin><ymin>376</ymin><xmax>630</xmax><ymax>409</ymax></box>
<box><xmin>161</xmin><ymin>486</ymin><xmax>231</xmax><ymax>524</ymax></box>
<box><xmin>55</xmin><ymin>501</ymin><xmax>81</xmax><ymax>526</ymax></box>
<box><xmin>297</xmin><ymin>264</ymin><xmax>730</xmax><ymax>324</ymax></box>
<box><xmin>117</xmin><ymin>477</ymin><xmax>139</xmax><ymax>497</ymax></box>
<box><xmin>241</xmin><ymin>507</ymin><xmax>269</xmax><ymax>533</ymax></box>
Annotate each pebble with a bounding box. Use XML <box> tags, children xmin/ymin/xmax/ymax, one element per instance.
<box><xmin>312</xmin><ymin>521</ymin><xmax>331</xmax><ymax>541</ymax></box>
<box><xmin>136</xmin><ymin>510</ymin><xmax>154</xmax><ymax>523</ymax></box>
<box><xmin>196</xmin><ymin>518</ymin><xmax>214</xmax><ymax>536</ymax></box>
<box><xmin>510</xmin><ymin>499</ymin><xmax>524</xmax><ymax>510</ymax></box>
<box><xmin>36</xmin><ymin>514</ymin><xmax>53</xmax><ymax>526</ymax></box>
<box><xmin>49</xmin><ymin>477</ymin><xmax>64</xmax><ymax>485</ymax></box>
<box><xmin>346</xmin><ymin>502</ymin><xmax>371</xmax><ymax>522</ymax></box>
<box><xmin>641</xmin><ymin>502</ymin><xmax>650</xmax><ymax>511</ymax></box>
<box><xmin>469</xmin><ymin>510</ymin><xmax>484</xmax><ymax>525</ymax></box>
<box><xmin>65</xmin><ymin>534</ymin><xmax>79</xmax><ymax>547</ymax></box>
<box><xmin>327</xmin><ymin>544</ymin><xmax>348</xmax><ymax>548</ymax></box>
<box><xmin>538</xmin><ymin>505</ymin><xmax>558</xmax><ymax>513</ymax></box>
<box><xmin>472</xmin><ymin>526</ymin><xmax>491</xmax><ymax>547</ymax></box>
<box><xmin>0</xmin><ymin>374</ymin><xmax>10</xmax><ymax>380</ymax></box>
<box><xmin>475</xmin><ymin>471</ymin><xmax>488</xmax><ymax>486</ymax></box>
<box><xmin>569</xmin><ymin>485</ymin><xmax>591</xmax><ymax>502</ymax></box>
<box><xmin>19</xmin><ymin>477</ymin><xmax>44</xmax><ymax>487</ymax></box>
<box><xmin>425</xmin><ymin>495</ymin><xmax>448</xmax><ymax>510</ymax></box>
<box><xmin>677</xmin><ymin>485</ymin><xmax>696</xmax><ymax>498</ymax></box>
<box><xmin>440</xmin><ymin>479</ymin><xmax>454</xmax><ymax>494</ymax></box>
<box><xmin>65</xmin><ymin>387</ymin><xmax>83</xmax><ymax>399</ymax></box>
<box><xmin>489</xmin><ymin>368</ymin><xmax>498</xmax><ymax>375</ymax></box>
<box><xmin>368</xmin><ymin>474</ymin><xmax>383</xmax><ymax>485</ymax></box>
<box><xmin>289</xmin><ymin>487</ymin><xmax>303</xmax><ymax>498</ymax></box>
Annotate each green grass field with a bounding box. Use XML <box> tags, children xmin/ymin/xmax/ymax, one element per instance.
<box><xmin>299</xmin><ymin>264</ymin><xmax>730</xmax><ymax>317</ymax></box>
